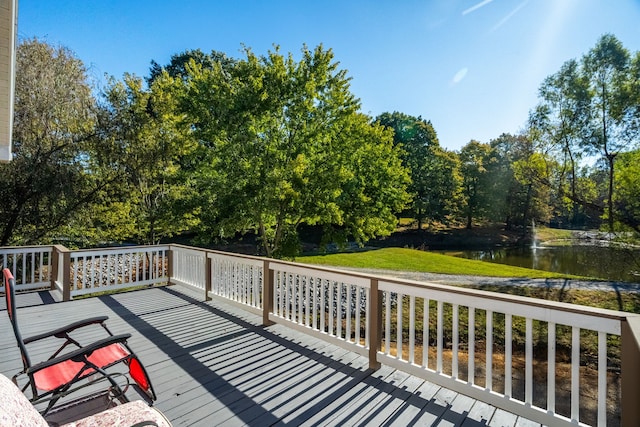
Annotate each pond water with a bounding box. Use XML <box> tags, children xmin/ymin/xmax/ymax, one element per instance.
<box><xmin>442</xmin><ymin>245</ymin><xmax>640</xmax><ymax>283</ymax></box>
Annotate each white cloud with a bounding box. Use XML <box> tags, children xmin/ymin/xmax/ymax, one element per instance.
<box><xmin>462</xmin><ymin>0</ymin><xmax>494</xmax><ymax>16</ymax></box>
<box><xmin>452</xmin><ymin>68</ymin><xmax>469</xmax><ymax>84</ymax></box>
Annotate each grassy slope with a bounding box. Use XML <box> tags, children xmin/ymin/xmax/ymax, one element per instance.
<box><xmin>299</xmin><ymin>247</ymin><xmax>640</xmax><ymax>316</ymax></box>
<box><xmin>298</xmin><ymin>247</ymin><xmax>586</xmax><ymax>279</ymax></box>
<box><xmin>299</xmin><ymin>247</ymin><xmax>640</xmax><ymax>314</ymax></box>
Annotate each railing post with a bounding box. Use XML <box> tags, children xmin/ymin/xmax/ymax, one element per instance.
<box><xmin>51</xmin><ymin>244</ymin><xmax>71</xmax><ymax>301</ymax></box>
<box><xmin>368</xmin><ymin>278</ymin><xmax>382</xmax><ymax>370</ymax></box>
<box><xmin>50</xmin><ymin>245</ymin><xmax>60</xmax><ymax>290</ymax></box>
<box><xmin>262</xmin><ymin>260</ymin><xmax>274</xmax><ymax>326</ymax></box>
<box><xmin>204</xmin><ymin>253</ymin><xmax>212</xmax><ymax>301</ymax></box>
<box><xmin>166</xmin><ymin>248</ymin><xmax>174</xmax><ymax>285</ymax></box>
<box><xmin>622</xmin><ymin>316</ymin><xmax>640</xmax><ymax>427</ymax></box>
<box><xmin>61</xmin><ymin>248</ymin><xmax>71</xmax><ymax>302</ymax></box>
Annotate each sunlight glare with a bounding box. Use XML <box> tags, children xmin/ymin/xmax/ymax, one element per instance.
<box><xmin>491</xmin><ymin>1</ymin><xmax>530</xmax><ymax>32</ymax></box>
<box><xmin>525</xmin><ymin>0</ymin><xmax>577</xmax><ymax>81</ymax></box>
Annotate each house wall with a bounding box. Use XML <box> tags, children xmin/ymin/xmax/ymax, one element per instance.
<box><xmin>0</xmin><ymin>0</ymin><xmax>16</xmax><ymax>162</ymax></box>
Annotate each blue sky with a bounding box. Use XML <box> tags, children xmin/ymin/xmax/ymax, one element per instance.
<box><xmin>17</xmin><ymin>0</ymin><xmax>640</xmax><ymax>151</ymax></box>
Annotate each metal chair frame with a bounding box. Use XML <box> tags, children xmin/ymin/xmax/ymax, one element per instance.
<box><xmin>2</xmin><ymin>268</ymin><xmax>156</xmax><ymax>415</ymax></box>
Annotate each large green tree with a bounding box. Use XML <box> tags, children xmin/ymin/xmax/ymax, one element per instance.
<box><xmin>147</xmin><ymin>48</ymin><xmax>235</xmax><ymax>85</ymax></box>
<box><xmin>613</xmin><ymin>150</ymin><xmax>640</xmax><ymax>232</ymax></box>
<box><xmin>96</xmin><ymin>73</ymin><xmax>199</xmax><ymax>245</ymax></box>
<box><xmin>458</xmin><ymin>140</ymin><xmax>492</xmax><ymax>229</ymax></box>
<box><xmin>0</xmin><ymin>39</ymin><xmax>105</xmax><ymax>245</ymax></box>
<box><xmin>583</xmin><ymin>34</ymin><xmax>634</xmax><ymax>232</ymax></box>
<box><xmin>173</xmin><ymin>45</ymin><xmax>410</xmax><ymax>257</ymax></box>
<box><xmin>376</xmin><ymin>112</ymin><xmax>460</xmax><ymax>230</ymax></box>
<box><xmin>529</xmin><ymin>34</ymin><xmax>639</xmax><ymax>231</ymax></box>
<box><xmin>528</xmin><ymin>59</ymin><xmax>590</xmax><ymax>225</ymax></box>
<box><xmin>488</xmin><ymin>133</ymin><xmax>551</xmax><ymax>229</ymax></box>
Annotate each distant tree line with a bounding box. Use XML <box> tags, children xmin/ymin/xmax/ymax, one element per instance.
<box><xmin>1</xmin><ymin>34</ymin><xmax>639</xmax><ymax>256</ymax></box>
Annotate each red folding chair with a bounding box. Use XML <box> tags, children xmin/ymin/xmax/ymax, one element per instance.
<box><xmin>3</xmin><ymin>268</ymin><xmax>156</xmax><ymax>415</ymax></box>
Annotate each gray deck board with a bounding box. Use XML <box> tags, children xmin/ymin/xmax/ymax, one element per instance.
<box><xmin>435</xmin><ymin>393</ymin><xmax>477</xmax><ymax>427</ymax></box>
<box><xmin>376</xmin><ymin>374</ymin><xmax>442</xmax><ymax>426</ymax></box>
<box><xmin>306</xmin><ymin>364</ymin><xmax>398</xmax><ymax>426</ymax></box>
<box><xmin>463</xmin><ymin>400</ymin><xmax>498</xmax><ymax>425</ymax></box>
<box><xmin>489</xmin><ymin>408</ymin><xmax>519</xmax><ymax>426</ymax></box>
<box><xmin>0</xmin><ymin>285</ymin><xmax>542</xmax><ymax>426</ymax></box>
<box><xmin>354</xmin><ymin>373</ymin><xmax>426</xmax><ymax>426</ymax></box>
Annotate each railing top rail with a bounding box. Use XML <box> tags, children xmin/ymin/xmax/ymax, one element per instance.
<box><xmin>0</xmin><ymin>245</ymin><xmax>53</xmax><ymax>252</ymax></box>
<box><xmin>379</xmin><ymin>279</ymin><xmax>623</xmax><ymax>334</ymax></box>
<box><xmin>171</xmin><ymin>245</ymin><xmax>208</xmax><ymax>257</ymax></box>
<box><xmin>69</xmin><ymin>245</ymin><xmax>169</xmax><ymax>256</ymax></box>
<box><xmin>270</xmin><ymin>261</ymin><xmax>373</xmax><ymax>288</ymax></box>
<box><xmin>378</xmin><ymin>276</ymin><xmax>634</xmax><ymax>323</ymax></box>
<box><xmin>169</xmin><ymin>243</ymin><xmax>267</xmax><ymax>263</ymax></box>
<box><xmin>167</xmin><ymin>243</ymin><xmax>201</xmax><ymax>251</ymax></box>
<box><xmin>208</xmin><ymin>251</ymin><xmax>264</xmax><ymax>267</ymax></box>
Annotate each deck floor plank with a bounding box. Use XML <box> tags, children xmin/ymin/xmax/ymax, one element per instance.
<box><xmin>434</xmin><ymin>392</ymin><xmax>478</xmax><ymax>427</ymax></box>
<box><xmin>181</xmin><ymin>349</ymin><xmax>355</xmax><ymax>424</ymax></box>
<box><xmin>373</xmin><ymin>374</ymin><xmax>443</xmax><ymax>426</ymax></box>
<box><xmin>489</xmin><ymin>408</ymin><xmax>519</xmax><ymax>426</ymax></box>
<box><xmin>462</xmin><ymin>400</ymin><xmax>498</xmax><ymax>426</ymax></box>
<box><xmin>0</xmin><ymin>285</ymin><xmax>542</xmax><ymax>426</ymax></box>
<box><xmin>352</xmin><ymin>373</ymin><xmax>427</xmax><ymax>426</ymax></box>
<box><xmin>406</xmin><ymin>386</ymin><xmax>463</xmax><ymax>426</ymax></box>
<box><xmin>223</xmin><ymin>350</ymin><xmax>362</xmax><ymax>425</ymax></box>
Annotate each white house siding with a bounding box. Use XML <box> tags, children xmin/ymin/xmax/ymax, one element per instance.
<box><xmin>0</xmin><ymin>0</ymin><xmax>16</xmax><ymax>162</ymax></box>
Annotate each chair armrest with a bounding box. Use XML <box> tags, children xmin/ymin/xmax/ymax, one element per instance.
<box><xmin>26</xmin><ymin>333</ymin><xmax>132</xmax><ymax>374</ymax></box>
<box><xmin>23</xmin><ymin>316</ymin><xmax>110</xmax><ymax>344</ymax></box>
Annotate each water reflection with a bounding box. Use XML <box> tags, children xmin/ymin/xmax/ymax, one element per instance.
<box><xmin>443</xmin><ymin>245</ymin><xmax>640</xmax><ymax>283</ymax></box>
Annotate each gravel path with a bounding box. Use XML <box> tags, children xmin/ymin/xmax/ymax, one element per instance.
<box><xmin>341</xmin><ymin>268</ymin><xmax>640</xmax><ymax>293</ymax></box>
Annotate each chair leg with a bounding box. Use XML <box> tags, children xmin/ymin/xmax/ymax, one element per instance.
<box><xmin>93</xmin><ymin>365</ymin><xmax>130</xmax><ymax>405</ymax></box>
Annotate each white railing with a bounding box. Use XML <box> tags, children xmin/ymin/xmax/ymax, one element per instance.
<box><xmin>0</xmin><ymin>246</ymin><xmax>52</xmax><ymax>291</ymax></box>
<box><xmin>376</xmin><ymin>278</ymin><xmax>623</xmax><ymax>427</ymax></box>
<box><xmin>66</xmin><ymin>246</ymin><xmax>168</xmax><ymax>298</ymax></box>
<box><xmin>208</xmin><ymin>252</ymin><xmax>264</xmax><ymax>314</ymax></box>
<box><xmin>170</xmin><ymin>245</ymin><xmax>206</xmax><ymax>291</ymax></box>
<box><xmin>4</xmin><ymin>242</ymin><xmax>639</xmax><ymax>426</ymax></box>
<box><xmin>269</xmin><ymin>261</ymin><xmax>371</xmax><ymax>356</ymax></box>
<box><xmin>175</xmin><ymin>246</ymin><xmax>634</xmax><ymax>426</ymax></box>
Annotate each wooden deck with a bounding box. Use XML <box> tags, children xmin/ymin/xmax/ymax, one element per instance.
<box><xmin>0</xmin><ymin>285</ymin><xmax>542</xmax><ymax>426</ymax></box>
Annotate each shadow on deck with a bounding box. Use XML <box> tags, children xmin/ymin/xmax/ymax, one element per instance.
<box><xmin>0</xmin><ymin>285</ymin><xmax>539</xmax><ymax>426</ymax></box>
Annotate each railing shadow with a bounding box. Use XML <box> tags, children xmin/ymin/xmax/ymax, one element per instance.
<box><xmin>0</xmin><ymin>289</ymin><xmax>60</xmax><ymax>310</ymax></box>
<box><xmin>99</xmin><ymin>285</ymin><xmax>495</xmax><ymax>426</ymax></box>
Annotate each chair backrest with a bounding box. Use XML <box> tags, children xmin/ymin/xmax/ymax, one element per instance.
<box><xmin>3</xmin><ymin>268</ymin><xmax>31</xmax><ymax>371</ymax></box>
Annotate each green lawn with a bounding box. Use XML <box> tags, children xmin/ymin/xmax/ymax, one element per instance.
<box><xmin>299</xmin><ymin>247</ymin><xmax>640</xmax><ymax>360</ymax></box>
<box><xmin>298</xmin><ymin>247</ymin><xmax>588</xmax><ymax>279</ymax></box>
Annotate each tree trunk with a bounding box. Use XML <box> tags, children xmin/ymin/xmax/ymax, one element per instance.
<box><xmin>569</xmin><ymin>151</ymin><xmax>578</xmax><ymax>226</ymax></box>
<box><xmin>522</xmin><ymin>183</ymin><xmax>532</xmax><ymax>237</ymax></box>
<box><xmin>607</xmin><ymin>153</ymin><xmax>616</xmax><ymax>233</ymax></box>
<box><xmin>259</xmin><ymin>221</ymin><xmax>272</xmax><ymax>258</ymax></box>
<box><xmin>1</xmin><ymin>203</ymin><xmax>24</xmax><ymax>246</ymax></box>
<box><xmin>466</xmin><ymin>183</ymin><xmax>475</xmax><ymax>229</ymax></box>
